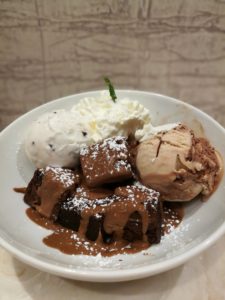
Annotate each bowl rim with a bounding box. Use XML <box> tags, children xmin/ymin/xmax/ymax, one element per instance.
<box><xmin>0</xmin><ymin>89</ymin><xmax>225</xmax><ymax>282</ymax></box>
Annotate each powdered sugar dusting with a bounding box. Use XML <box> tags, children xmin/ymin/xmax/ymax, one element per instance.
<box><xmin>162</xmin><ymin>204</ymin><xmax>184</xmax><ymax>235</ymax></box>
<box><xmin>63</xmin><ymin>195</ymin><xmax>119</xmax><ymax>213</ymax></box>
<box><xmin>41</xmin><ymin>166</ymin><xmax>75</xmax><ymax>188</ymax></box>
<box><xmin>80</xmin><ymin>136</ymin><xmax>133</xmax><ymax>186</ymax></box>
<box><xmin>133</xmin><ymin>181</ymin><xmax>160</xmax><ymax>210</ymax></box>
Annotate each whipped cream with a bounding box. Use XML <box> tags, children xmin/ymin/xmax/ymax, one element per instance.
<box><xmin>72</xmin><ymin>92</ymin><xmax>151</xmax><ymax>142</ymax></box>
<box><xmin>136</xmin><ymin>123</ymin><xmax>180</xmax><ymax>142</ymax></box>
<box><xmin>25</xmin><ymin>92</ymin><xmax>152</xmax><ymax>168</ymax></box>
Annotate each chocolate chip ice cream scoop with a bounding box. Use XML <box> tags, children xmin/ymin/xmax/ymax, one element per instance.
<box><xmin>136</xmin><ymin>125</ymin><xmax>223</xmax><ymax>201</ymax></box>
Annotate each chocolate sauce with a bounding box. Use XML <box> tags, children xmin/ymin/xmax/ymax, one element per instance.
<box><xmin>13</xmin><ymin>187</ymin><xmax>27</xmax><ymax>194</ymax></box>
<box><xmin>162</xmin><ymin>202</ymin><xmax>184</xmax><ymax>234</ymax></box>
<box><xmin>26</xmin><ymin>202</ymin><xmax>184</xmax><ymax>256</ymax></box>
<box><xmin>26</xmin><ymin>208</ymin><xmax>150</xmax><ymax>256</ymax></box>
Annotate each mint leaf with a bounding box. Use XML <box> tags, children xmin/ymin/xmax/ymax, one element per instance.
<box><xmin>104</xmin><ymin>77</ymin><xmax>117</xmax><ymax>102</ymax></box>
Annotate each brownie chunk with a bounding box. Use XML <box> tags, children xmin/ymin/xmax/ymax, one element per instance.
<box><xmin>58</xmin><ymin>183</ymin><xmax>162</xmax><ymax>245</ymax></box>
<box><xmin>115</xmin><ymin>184</ymin><xmax>162</xmax><ymax>244</ymax></box>
<box><xmin>86</xmin><ymin>214</ymin><xmax>103</xmax><ymax>241</ymax></box>
<box><xmin>57</xmin><ymin>202</ymin><xmax>81</xmax><ymax>231</ymax></box>
<box><xmin>24</xmin><ymin>169</ymin><xmax>43</xmax><ymax>207</ymax></box>
<box><xmin>24</xmin><ymin>166</ymin><xmax>79</xmax><ymax>220</ymax></box>
<box><xmin>123</xmin><ymin>211</ymin><xmax>142</xmax><ymax>242</ymax></box>
<box><xmin>80</xmin><ymin>136</ymin><xmax>133</xmax><ymax>187</ymax></box>
<box><xmin>58</xmin><ymin>185</ymin><xmax>114</xmax><ymax>241</ymax></box>
<box><xmin>145</xmin><ymin>201</ymin><xmax>162</xmax><ymax>244</ymax></box>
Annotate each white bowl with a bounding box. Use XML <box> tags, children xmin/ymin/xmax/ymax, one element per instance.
<box><xmin>0</xmin><ymin>90</ymin><xmax>224</xmax><ymax>282</ymax></box>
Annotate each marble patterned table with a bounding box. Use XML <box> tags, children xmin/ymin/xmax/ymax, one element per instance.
<box><xmin>0</xmin><ymin>1</ymin><xmax>225</xmax><ymax>299</ymax></box>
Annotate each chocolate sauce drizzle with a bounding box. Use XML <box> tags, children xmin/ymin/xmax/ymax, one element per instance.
<box><xmin>26</xmin><ymin>202</ymin><xmax>183</xmax><ymax>257</ymax></box>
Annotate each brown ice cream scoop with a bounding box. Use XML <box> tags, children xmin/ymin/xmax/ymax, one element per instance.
<box><xmin>136</xmin><ymin>124</ymin><xmax>223</xmax><ymax>201</ymax></box>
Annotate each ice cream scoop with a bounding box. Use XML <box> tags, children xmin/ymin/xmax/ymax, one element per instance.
<box><xmin>24</xmin><ymin>110</ymin><xmax>93</xmax><ymax>168</ymax></box>
<box><xmin>136</xmin><ymin>125</ymin><xmax>223</xmax><ymax>201</ymax></box>
<box><xmin>25</xmin><ymin>92</ymin><xmax>152</xmax><ymax>168</ymax></box>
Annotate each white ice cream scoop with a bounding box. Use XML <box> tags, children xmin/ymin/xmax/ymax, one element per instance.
<box><xmin>24</xmin><ymin>109</ymin><xmax>92</xmax><ymax>168</ymax></box>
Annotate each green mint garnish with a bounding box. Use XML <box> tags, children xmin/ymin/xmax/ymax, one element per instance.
<box><xmin>104</xmin><ymin>77</ymin><xmax>117</xmax><ymax>103</ymax></box>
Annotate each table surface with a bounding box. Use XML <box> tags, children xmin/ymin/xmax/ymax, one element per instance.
<box><xmin>0</xmin><ymin>1</ymin><xmax>225</xmax><ymax>299</ymax></box>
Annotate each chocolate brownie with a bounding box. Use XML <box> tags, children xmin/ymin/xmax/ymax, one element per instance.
<box><xmin>24</xmin><ymin>166</ymin><xmax>79</xmax><ymax>220</ymax></box>
<box><xmin>58</xmin><ymin>185</ymin><xmax>114</xmax><ymax>241</ymax></box>
<box><xmin>58</xmin><ymin>183</ymin><xmax>162</xmax><ymax>244</ymax></box>
<box><xmin>115</xmin><ymin>184</ymin><xmax>162</xmax><ymax>244</ymax></box>
<box><xmin>80</xmin><ymin>136</ymin><xmax>133</xmax><ymax>187</ymax></box>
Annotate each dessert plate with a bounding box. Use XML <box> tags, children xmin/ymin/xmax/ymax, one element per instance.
<box><xmin>0</xmin><ymin>90</ymin><xmax>224</xmax><ymax>282</ymax></box>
